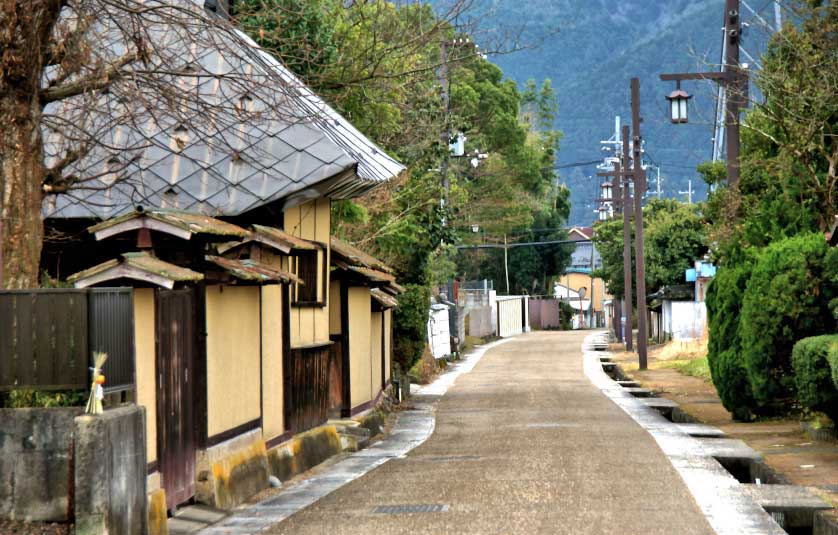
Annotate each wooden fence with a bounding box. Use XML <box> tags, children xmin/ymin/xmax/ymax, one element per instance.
<box><xmin>496</xmin><ymin>296</ymin><xmax>528</xmax><ymax>338</ymax></box>
<box><xmin>0</xmin><ymin>288</ymin><xmax>134</xmax><ymax>392</ymax></box>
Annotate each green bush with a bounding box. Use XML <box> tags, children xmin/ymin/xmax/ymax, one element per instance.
<box><xmin>740</xmin><ymin>233</ymin><xmax>836</xmax><ymax>410</ymax></box>
<box><xmin>792</xmin><ymin>335</ymin><xmax>838</xmax><ymax>421</ymax></box>
<box><xmin>0</xmin><ymin>389</ymin><xmax>87</xmax><ymax>408</ymax></box>
<box><xmin>392</xmin><ymin>283</ymin><xmax>431</xmax><ymax>372</ymax></box>
<box><xmin>559</xmin><ymin>301</ymin><xmax>573</xmax><ymax>330</ymax></box>
<box><xmin>706</xmin><ymin>260</ymin><xmax>756</xmax><ymax>420</ymax></box>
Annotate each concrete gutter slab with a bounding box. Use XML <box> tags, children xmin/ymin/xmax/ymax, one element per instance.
<box><xmin>741</xmin><ymin>484</ymin><xmax>832</xmax><ymax>511</ymax></box>
<box><xmin>696</xmin><ymin>438</ymin><xmax>763</xmax><ymax>462</ymax></box>
<box><xmin>676</xmin><ymin>423</ymin><xmax>727</xmax><ymax>438</ymax></box>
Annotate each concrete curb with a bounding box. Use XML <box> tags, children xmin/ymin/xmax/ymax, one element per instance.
<box><xmin>198</xmin><ymin>338</ymin><xmax>513</xmax><ymax>534</ymax></box>
<box><xmin>582</xmin><ymin>332</ymin><xmax>787</xmax><ymax>535</ymax></box>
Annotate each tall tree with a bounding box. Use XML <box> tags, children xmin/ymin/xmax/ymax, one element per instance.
<box><xmin>0</xmin><ymin>0</ymin><xmax>308</xmax><ymax>288</ymax></box>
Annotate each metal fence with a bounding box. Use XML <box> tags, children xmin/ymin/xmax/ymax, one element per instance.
<box><xmin>0</xmin><ymin>288</ymin><xmax>134</xmax><ymax>392</ymax></box>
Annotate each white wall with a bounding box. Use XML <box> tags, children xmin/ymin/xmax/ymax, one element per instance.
<box><xmin>663</xmin><ymin>301</ymin><xmax>707</xmax><ymax>340</ymax></box>
<box><xmin>427</xmin><ymin>304</ymin><xmax>451</xmax><ymax>358</ymax></box>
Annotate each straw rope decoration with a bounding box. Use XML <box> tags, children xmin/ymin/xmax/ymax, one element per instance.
<box><xmin>85</xmin><ymin>352</ymin><xmax>108</xmax><ymax>415</ymax></box>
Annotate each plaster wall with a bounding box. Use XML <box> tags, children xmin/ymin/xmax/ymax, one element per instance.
<box><xmin>284</xmin><ymin>198</ymin><xmax>330</xmax><ymax>347</ymax></box>
<box><xmin>260</xmin><ymin>285</ymin><xmax>284</xmax><ymax>440</ymax></box>
<box><xmin>205</xmin><ymin>285</ymin><xmax>261</xmax><ymax>437</ymax></box>
<box><xmin>348</xmin><ymin>287</ymin><xmax>372</xmax><ymax>408</ymax></box>
<box><xmin>133</xmin><ymin>288</ymin><xmax>157</xmax><ymax>464</ymax></box>
<box><xmin>329</xmin><ymin>279</ymin><xmax>341</xmax><ymax>336</ymax></box>
<box><xmin>370</xmin><ymin>311</ymin><xmax>383</xmax><ymax>396</ymax></box>
<box><xmin>384</xmin><ymin>309</ymin><xmax>392</xmax><ymax>381</ymax></box>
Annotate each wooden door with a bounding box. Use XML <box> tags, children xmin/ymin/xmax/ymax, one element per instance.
<box><xmin>156</xmin><ymin>288</ymin><xmax>196</xmax><ymax>511</ymax></box>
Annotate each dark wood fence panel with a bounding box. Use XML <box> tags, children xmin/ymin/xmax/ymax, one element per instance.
<box><xmin>0</xmin><ymin>288</ymin><xmax>133</xmax><ymax>391</ymax></box>
<box><xmin>285</xmin><ymin>345</ymin><xmax>331</xmax><ymax>433</ymax></box>
<box><xmin>88</xmin><ymin>289</ymin><xmax>135</xmax><ymax>392</ymax></box>
<box><xmin>0</xmin><ymin>290</ymin><xmax>89</xmax><ymax>390</ymax></box>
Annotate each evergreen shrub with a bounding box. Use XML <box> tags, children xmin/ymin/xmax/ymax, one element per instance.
<box><xmin>740</xmin><ymin>233</ymin><xmax>836</xmax><ymax>410</ymax></box>
<box><xmin>706</xmin><ymin>260</ymin><xmax>756</xmax><ymax>420</ymax></box>
<box><xmin>792</xmin><ymin>335</ymin><xmax>838</xmax><ymax>421</ymax></box>
<box><xmin>392</xmin><ymin>283</ymin><xmax>431</xmax><ymax>372</ymax></box>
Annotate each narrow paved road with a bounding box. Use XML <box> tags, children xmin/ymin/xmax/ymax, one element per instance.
<box><xmin>266</xmin><ymin>331</ymin><xmax>717</xmax><ymax>534</ymax></box>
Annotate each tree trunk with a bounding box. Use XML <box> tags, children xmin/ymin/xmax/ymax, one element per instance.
<box><xmin>0</xmin><ymin>102</ymin><xmax>45</xmax><ymax>289</ymax></box>
<box><xmin>0</xmin><ymin>0</ymin><xmax>62</xmax><ymax>288</ymax></box>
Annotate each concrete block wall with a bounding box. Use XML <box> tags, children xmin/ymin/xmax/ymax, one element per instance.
<box><xmin>74</xmin><ymin>405</ymin><xmax>147</xmax><ymax>535</ymax></box>
<box><xmin>0</xmin><ymin>407</ymin><xmax>82</xmax><ymax>522</ymax></box>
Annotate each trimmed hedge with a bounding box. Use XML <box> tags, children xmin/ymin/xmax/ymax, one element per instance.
<box><xmin>740</xmin><ymin>233</ymin><xmax>836</xmax><ymax>410</ymax></box>
<box><xmin>706</xmin><ymin>260</ymin><xmax>756</xmax><ymax>420</ymax></box>
<box><xmin>392</xmin><ymin>283</ymin><xmax>431</xmax><ymax>372</ymax></box>
<box><xmin>792</xmin><ymin>335</ymin><xmax>838</xmax><ymax>421</ymax></box>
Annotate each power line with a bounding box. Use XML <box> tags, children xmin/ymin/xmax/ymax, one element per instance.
<box><xmin>456</xmin><ymin>238</ymin><xmax>590</xmax><ymax>250</ymax></box>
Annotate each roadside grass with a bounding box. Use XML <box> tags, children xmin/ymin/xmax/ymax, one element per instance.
<box><xmin>661</xmin><ymin>357</ymin><xmax>712</xmax><ymax>382</ymax></box>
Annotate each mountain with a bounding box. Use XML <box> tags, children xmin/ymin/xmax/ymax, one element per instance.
<box><xmin>462</xmin><ymin>0</ymin><xmax>774</xmax><ymax>224</ymax></box>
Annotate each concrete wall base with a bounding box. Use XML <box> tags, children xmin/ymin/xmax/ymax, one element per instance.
<box><xmin>267</xmin><ymin>425</ymin><xmax>343</xmax><ymax>483</ymax></box>
<box><xmin>195</xmin><ymin>429</ymin><xmax>270</xmax><ymax>511</ymax></box>
<box><xmin>147</xmin><ymin>488</ymin><xmax>169</xmax><ymax>535</ymax></box>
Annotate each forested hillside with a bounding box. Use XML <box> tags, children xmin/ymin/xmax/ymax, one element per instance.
<box><xmin>467</xmin><ymin>0</ymin><xmax>774</xmax><ymax>223</ymax></box>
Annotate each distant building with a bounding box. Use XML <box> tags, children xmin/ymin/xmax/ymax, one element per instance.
<box><xmin>567</xmin><ymin>226</ymin><xmax>602</xmax><ymax>271</ymax></box>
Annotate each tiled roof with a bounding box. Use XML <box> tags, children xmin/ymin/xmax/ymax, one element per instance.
<box><xmin>67</xmin><ymin>252</ymin><xmax>203</xmax><ymax>288</ymax></box>
<box><xmin>205</xmin><ymin>255</ymin><xmax>300</xmax><ymax>284</ymax></box>
<box><xmin>87</xmin><ymin>208</ymin><xmax>248</xmax><ymax>239</ymax></box>
<box><xmin>43</xmin><ymin>0</ymin><xmax>404</xmax><ymax>220</ymax></box>
<box><xmin>330</xmin><ymin>236</ymin><xmax>393</xmax><ymax>273</ymax></box>
<box><xmin>370</xmin><ymin>288</ymin><xmax>398</xmax><ymax>308</ymax></box>
<box><xmin>215</xmin><ymin>224</ymin><xmax>319</xmax><ymax>255</ymax></box>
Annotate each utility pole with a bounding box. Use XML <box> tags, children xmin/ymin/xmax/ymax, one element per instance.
<box><xmin>661</xmin><ymin>0</ymin><xmax>747</xmax><ymax>186</ymax></box>
<box><xmin>631</xmin><ymin>77</ymin><xmax>648</xmax><ymax>370</ymax></box>
<box><xmin>621</xmin><ymin>124</ymin><xmax>633</xmax><ymax>352</ymax></box>
<box><xmin>774</xmin><ymin>0</ymin><xmax>782</xmax><ymax>31</ymax></box>
<box><xmin>679</xmin><ymin>179</ymin><xmax>694</xmax><ymax>203</ymax></box>
<box><xmin>439</xmin><ymin>40</ymin><xmax>451</xmax><ymax>207</ymax></box>
<box><xmin>503</xmin><ymin>234</ymin><xmax>510</xmax><ymax>294</ymax></box>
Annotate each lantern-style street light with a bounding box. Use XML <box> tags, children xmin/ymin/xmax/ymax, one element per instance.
<box><xmin>665</xmin><ymin>82</ymin><xmax>692</xmax><ymax>124</ymax></box>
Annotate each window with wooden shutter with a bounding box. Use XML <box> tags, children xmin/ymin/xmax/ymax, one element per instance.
<box><xmin>293</xmin><ymin>248</ymin><xmax>323</xmax><ymax>306</ymax></box>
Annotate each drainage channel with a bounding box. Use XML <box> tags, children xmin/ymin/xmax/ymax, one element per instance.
<box><xmin>584</xmin><ymin>333</ymin><xmax>835</xmax><ymax>535</ymax></box>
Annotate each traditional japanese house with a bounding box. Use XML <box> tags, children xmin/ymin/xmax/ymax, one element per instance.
<box><xmin>43</xmin><ymin>3</ymin><xmax>404</xmax><ymax>516</ymax></box>
<box><xmin>328</xmin><ymin>237</ymin><xmax>402</xmax><ymax>416</ymax></box>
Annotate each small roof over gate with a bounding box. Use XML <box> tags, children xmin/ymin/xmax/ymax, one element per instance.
<box><xmin>370</xmin><ymin>288</ymin><xmax>398</xmax><ymax>309</ymax></box>
<box><xmin>67</xmin><ymin>252</ymin><xmax>203</xmax><ymax>289</ymax></box>
<box><xmin>87</xmin><ymin>207</ymin><xmax>248</xmax><ymax>241</ymax></box>
<box><xmin>205</xmin><ymin>255</ymin><xmax>300</xmax><ymax>284</ymax></box>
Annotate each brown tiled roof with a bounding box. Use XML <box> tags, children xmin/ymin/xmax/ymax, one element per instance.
<box><xmin>330</xmin><ymin>236</ymin><xmax>393</xmax><ymax>273</ymax></box>
<box><xmin>88</xmin><ymin>208</ymin><xmax>248</xmax><ymax>239</ymax></box>
<box><xmin>216</xmin><ymin>224</ymin><xmax>320</xmax><ymax>255</ymax></box>
<box><xmin>371</xmin><ymin>288</ymin><xmax>398</xmax><ymax>308</ymax></box>
<box><xmin>67</xmin><ymin>252</ymin><xmax>203</xmax><ymax>288</ymax></box>
<box><xmin>205</xmin><ymin>255</ymin><xmax>300</xmax><ymax>284</ymax></box>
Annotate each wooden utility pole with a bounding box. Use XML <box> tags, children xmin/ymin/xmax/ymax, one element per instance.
<box><xmin>660</xmin><ymin>0</ymin><xmax>746</xmax><ymax>185</ymax></box>
<box><xmin>631</xmin><ymin>78</ymin><xmax>648</xmax><ymax>370</ymax></box>
<box><xmin>621</xmin><ymin>125</ymin><xmax>633</xmax><ymax>352</ymax></box>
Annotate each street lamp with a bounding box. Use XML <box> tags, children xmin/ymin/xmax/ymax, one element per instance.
<box><xmin>665</xmin><ymin>82</ymin><xmax>692</xmax><ymax>124</ymax></box>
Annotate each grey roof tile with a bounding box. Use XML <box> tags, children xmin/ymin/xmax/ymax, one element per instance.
<box><xmin>43</xmin><ymin>0</ymin><xmax>403</xmax><ymax>220</ymax></box>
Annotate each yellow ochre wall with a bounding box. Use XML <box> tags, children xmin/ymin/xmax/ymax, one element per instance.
<box><xmin>384</xmin><ymin>309</ymin><xmax>392</xmax><ymax>382</ymax></box>
<box><xmin>370</xmin><ymin>311</ymin><xmax>384</xmax><ymax>394</ymax></box>
<box><xmin>260</xmin><ymin>285</ymin><xmax>284</xmax><ymax>440</ymax></box>
<box><xmin>133</xmin><ymin>288</ymin><xmax>157</xmax><ymax>464</ymax></box>
<box><xmin>284</xmin><ymin>198</ymin><xmax>330</xmax><ymax>348</ymax></box>
<box><xmin>559</xmin><ymin>272</ymin><xmax>610</xmax><ymax>312</ymax></box>
<box><xmin>205</xmin><ymin>285</ymin><xmax>262</xmax><ymax>437</ymax></box>
<box><xmin>348</xmin><ymin>287</ymin><xmax>372</xmax><ymax>409</ymax></box>
<box><xmin>328</xmin><ymin>279</ymin><xmax>341</xmax><ymax>336</ymax></box>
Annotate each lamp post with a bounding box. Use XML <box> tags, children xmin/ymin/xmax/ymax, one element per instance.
<box><xmin>660</xmin><ymin>0</ymin><xmax>748</xmax><ymax>185</ymax></box>
<box><xmin>665</xmin><ymin>81</ymin><xmax>692</xmax><ymax>124</ymax></box>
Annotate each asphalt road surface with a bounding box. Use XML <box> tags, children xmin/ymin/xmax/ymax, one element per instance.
<box><xmin>265</xmin><ymin>331</ymin><xmax>717</xmax><ymax>535</ymax></box>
